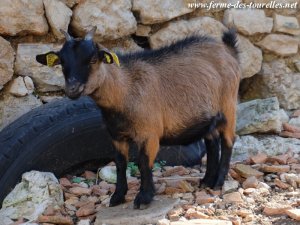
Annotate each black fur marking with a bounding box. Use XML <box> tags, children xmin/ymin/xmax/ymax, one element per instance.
<box><xmin>160</xmin><ymin>113</ymin><xmax>226</xmax><ymax>146</ymax></box>
<box><xmin>222</xmin><ymin>28</ymin><xmax>239</xmax><ymax>57</ymax></box>
<box><xmin>101</xmin><ymin>107</ymin><xmax>132</xmax><ymax>141</ymax></box>
<box><xmin>200</xmin><ymin>137</ymin><xmax>220</xmax><ymax>188</ymax></box>
<box><xmin>110</xmin><ymin>150</ymin><xmax>128</xmax><ymax>207</ymax></box>
<box><xmin>214</xmin><ymin>133</ymin><xmax>234</xmax><ymax>189</ymax></box>
<box><xmin>119</xmin><ymin>35</ymin><xmax>216</xmax><ymax>65</ymax></box>
<box><xmin>134</xmin><ymin>146</ymin><xmax>155</xmax><ymax>209</ymax></box>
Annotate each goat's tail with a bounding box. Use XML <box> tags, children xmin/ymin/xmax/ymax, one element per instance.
<box><xmin>222</xmin><ymin>28</ymin><xmax>239</xmax><ymax>57</ymax></box>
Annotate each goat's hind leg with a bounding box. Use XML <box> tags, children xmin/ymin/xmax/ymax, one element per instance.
<box><xmin>109</xmin><ymin>141</ymin><xmax>129</xmax><ymax>207</ymax></box>
<box><xmin>213</xmin><ymin>133</ymin><xmax>234</xmax><ymax>189</ymax></box>
<box><xmin>200</xmin><ymin>136</ymin><xmax>220</xmax><ymax>188</ymax></box>
<box><xmin>134</xmin><ymin>137</ymin><xmax>159</xmax><ymax>209</ymax></box>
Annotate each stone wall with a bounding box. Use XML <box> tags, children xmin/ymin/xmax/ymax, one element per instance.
<box><xmin>0</xmin><ymin>0</ymin><xmax>300</xmax><ymax>130</ymax></box>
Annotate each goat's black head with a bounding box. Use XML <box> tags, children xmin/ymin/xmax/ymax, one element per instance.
<box><xmin>36</xmin><ymin>27</ymin><xmax>118</xmax><ymax>99</ymax></box>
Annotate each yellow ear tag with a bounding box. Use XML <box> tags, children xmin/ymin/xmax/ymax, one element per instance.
<box><xmin>110</xmin><ymin>52</ymin><xmax>120</xmax><ymax>67</ymax></box>
<box><xmin>46</xmin><ymin>53</ymin><xmax>59</xmax><ymax>67</ymax></box>
<box><xmin>104</xmin><ymin>53</ymin><xmax>111</xmax><ymax>63</ymax></box>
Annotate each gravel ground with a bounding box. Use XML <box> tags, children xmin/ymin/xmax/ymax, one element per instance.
<box><xmin>15</xmin><ymin>150</ymin><xmax>300</xmax><ymax>225</ymax></box>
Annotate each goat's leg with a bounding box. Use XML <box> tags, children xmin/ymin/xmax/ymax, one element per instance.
<box><xmin>213</xmin><ymin>133</ymin><xmax>234</xmax><ymax>189</ymax></box>
<box><xmin>134</xmin><ymin>137</ymin><xmax>159</xmax><ymax>209</ymax></box>
<box><xmin>200</xmin><ymin>137</ymin><xmax>220</xmax><ymax>188</ymax></box>
<box><xmin>109</xmin><ymin>141</ymin><xmax>129</xmax><ymax>207</ymax></box>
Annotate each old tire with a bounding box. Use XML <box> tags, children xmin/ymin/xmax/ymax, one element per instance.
<box><xmin>0</xmin><ymin>96</ymin><xmax>205</xmax><ymax>203</ymax></box>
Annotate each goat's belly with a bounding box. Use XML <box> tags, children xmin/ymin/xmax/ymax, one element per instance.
<box><xmin>160</xmin><ymin>120</ymin><xmax>213</xmax><ymax>146</ymax></box>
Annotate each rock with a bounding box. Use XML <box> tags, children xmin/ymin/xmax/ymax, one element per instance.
<box><xmin>76</xmin><ymin>202</ymin><xmax>95</xmax><ymax>217</ymax></box>
<box><xmin>83</xmin><ymin>171</ymin><xmax>97</xmax><ymax>180</ymax></box>
<box><xmin>234</xmin><ymin>164</ymin><xmax>264</xmax><ymax>179</ymax></box>
<box><xmin>236</xmin><ymin>97</ymin><xmax>288</xmax><ymax>135</ymax></box>
<box><xmin>243</xmin><ymin>188</ymin><xmax>256</xmax><ymax>195</ymax></box>
<box><xmin>44</xmin><ymin>0</ymin><xmax>72</xmax><ymax>40</ymax></box>
<box><xmin>71</xmin><ymin>0</ymin><xmax>137</xmax><ymax>41</ymax></box>
<box><xmin>238</xmin><ymin>35</ymin><xmax>262</xmax><ymax>79</ymax></box>
<box><xmin>24</xmin><ymin>76</ymin><xmax>35</xmax><ymax>94</ymax></box>
<box><xmin>98</xmin><ymin>181</ymin><xmax>115</xmax><ymax>193</ymax></box>
<box><xmin>0</xmin><ymin>171</ymin><xmax>63</xmax><ymax>221</ymax></box>
<box><xmin>295</xmin><ymin>61</ymin><xmax>300</xmax><ymax>72</ymax></box>
<box><xmin>273</xmin><ymin>14</ymin><xmax>300</xmax><ymax>35</ymax></box>
<box><xmin>292</xmin><ymin>110</ymin><xmax>300</xmax><ymax>118</ymax></box>
<box><xmin>0</xmin><ymin>37</ymin><xmax>15</xmax><ymax>89</ymax></box>
<box><xmin>280</xmin><ymin>130</ymin><xmax>300</xmax><ymax>139</ymax></box>
<box><xmin>40</xmin><ymin>95</ymin><xmax>64</xmax><ymax>103</ymax></box>
<box><xmin>135</xmin><ymin>25</ymin><xmax>151</xmax><ymax>36</ymax></box>
<box><xmin>149</xmin><ymin>17</ymin><xmax>227</xmax><ymax>49</ymax></box>
<box><xmin>283</xmin><ymin>123</ymin><xmax>300</xmax><ymax>133</ymax></box>
<box><xmin>263</xmin><ymin>202</ymin><xmax>292</xmax><ymax>216</ymax></box>
<box><xmin>69</xmin><ymin>187</ymin><xmax>92</xmax><ymax>196</ymax></box>
<box><xmin>0</xmin><ymin>0</ymin><xmax>48</xmax><ymax>36</ymax></box>
<box><xmin>289</xmin><ymin>117</ymin><xmax>300</xmax><ymax>128</ymax></box>
<box><xmin>260</xmin><ymin>164</ymin><xmax>290</xmax><ymax>173</ymax></box>
<box><xmin>242</xmin><ymin>176</ymin><xmax>259</xmax><ymax>189</ymax></box>
<box><xmin>257</xmin><ymin>34</ymin><xmax>298</xmax><ymax>56</ymax></box>
<box><xmin>0</xmin><ymin>94</ymin><xmax>42</xmax><ymax>131</ymax></box>
<box><xmin>168</xmin><ymin>206</ymin><xmax>184</xmax><ymax>221</ymax></box>
<box><xmin>285</xmin><ymin>209</ymin><xmax>300</xmax><ymax>221</ymax></box>
<box><xmin>267</xmin><ymin>154</ymin><xmax>289</xmax><ymax>165</ymax></box>
<box><xmin>9</xmin><ymin>77</ymin><xmax>29</xmax><ymax>97</ymax></box>
<box><xmin>65</xmin><ymin>197</ymin><xmax>79</xmax><ymax>206</ymax></box>
<box><xmin>223</xmin><ymin>192</ymin><xmax>243</xmax><ymax>204</ymax></box>
<box><xmin>284</xmin><ymin>174</ymin><xmax>300</xmax><ymax>188</ymax></box>
<box><xmin>233</xmin><ymin>135</ymin><xmax>300</xmax><ymax>162</ymax></box>
<box><xmin>171</xmin><ymin>219</ymin><xmax>232</xmax><ymax>225</ymax></box>
<box><xmin>185</xmin><ymin>208</ymin><xmax>209</xmax><ymax>219</ymax></box>
<box><xmin>59</xmin><ymin>0</ymin><xmax>77</xmax><ymax>8</ymax></box>
<box><xmin>178</xmin><ymin>180</ymin><xmax>194</xmax><ymax>192</ymax></box>
<box><xmin>195</xmin><ymin>191</ymin><xmax>215</xmax><ymax>205</ymax></box>
<box><xmin>250</xmin><ymin>153</ymin><xmax>268</xmax><ymax>164</ymax></box>
<box><xmin>38</xmin><ymin>215</ymin><xmax>74</xmax><ymax>225</ymax></box>
<box><xmin>132</xmin><ymin>0</ymin><xmax>194</xmax><ymax>24</ymax></box>
<box><xmin>77</xmin><ymin>219</ymin><xmax>91</xmax><ymax>225</ymax></box>
<box><xmin>15</xmin><ymin>43</ymin><xmax>64</xmax><ymax>92</ymax></box>
<box><xmin>95</xmin><ymin>196</ymin><xmax>179</xmax><ymax>225</ymax></box>
<box><xmin>241</xmin><ymin>60</ymin><xmax>300</xmax><ymax>110</ymax></box>
<box><xmin>222</xmin><ymin>180</ymin><xmax>239</xmax><ymax>194</ymax></box>
<box><xmin>157</xmin><ymin>218</ymin><xmax>171</xmax><ymax>225</ymax></box>
<box><xmin>165</xmin><ymin>187</ymin><xmax>184</xmax><ymax>195</ymax></box>
<box><xmin>274</xmin><ymin>178</ymin><xmax>289</xmax><ymax>189</ymax></box>
<box><xmin>257</xmin><ymin>182</ymin><xmax>271</xmax><ymax>190</ymax></box>
<box><xmin>235</xmin><ymin>209</ymin><xmax>252</xmax><ymax>218</ymax></box>
<box><xmin>59</xmin><ymin>177</ymin><xmax>72</xmax><ymax>187</ymax></box>
<box><xmin>162</xmin><ymin>166</ymin><xmax>189</xmax><ymax>177</ymax></box>
<box><xmin>98</xmin><ymin>166</ymin><xmax>131</xmax><ymax>184</ymax></box>
<box><xmin>223</xmin><ymin>9</ymin><xmax>273</xmax><ymax>35</ymax></box>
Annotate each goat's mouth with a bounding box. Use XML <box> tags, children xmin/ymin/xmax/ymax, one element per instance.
<box><xmin>65</xmin><ymin>84</ymin><xmax>85</xmax><ymax>100</ymax></box>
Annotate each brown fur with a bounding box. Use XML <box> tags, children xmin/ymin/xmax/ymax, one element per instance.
<box><xmin>83</xmin><ymin>40</ymin><xmax>241</xmax><ymax>167</ymax></box>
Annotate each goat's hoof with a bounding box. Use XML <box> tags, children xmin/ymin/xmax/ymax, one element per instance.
<box><xmin>109</xmin><ymin>193</ymin><xmax>125</xmax><ymax>207</ymax></box>
<box><xmin>199</xmin><ymin>178</ymin><xmax>215</xmax><ymax>189</ymax></box>
<box><xmin>133</xmin><ymin>191</ymin><xmax>154</xmax><ymax>209</ymax></box>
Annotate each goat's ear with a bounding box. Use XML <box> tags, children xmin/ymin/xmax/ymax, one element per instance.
<box><xmin>98</xmin><ymin>50</ymin><xmax>120</xmax><ymax>66</ymax></box>
<box><xmin>36</xmin><ymin>51</ymin><xmax>60</xmax><ymax>67</ymax></box>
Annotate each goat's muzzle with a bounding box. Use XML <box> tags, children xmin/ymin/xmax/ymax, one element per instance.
<box><xmin>65</xmin><ymin>82</ymin><xmax>85</xmax><ymax>100</ymax></box>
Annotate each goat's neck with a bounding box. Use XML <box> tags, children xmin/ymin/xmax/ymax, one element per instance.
<box><xmin>91</xmin><ymin>64</ymin><xmax>127</xmax><ymax>110</ymax></box>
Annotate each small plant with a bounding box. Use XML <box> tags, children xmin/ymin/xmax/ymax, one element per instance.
<box><xmin>153</xmin><ymin>160</ymin><xmax>166</xmax><ymax>171</ymax></box>
<box><xmin>127</xmin><ymin>162</ymin><xmax>139</xmax><ymax>176</ymax></box>
<box><xmin>127</xmin><ymin>160</ymin><xmax>167</xmax><ymax>176</ymax></box>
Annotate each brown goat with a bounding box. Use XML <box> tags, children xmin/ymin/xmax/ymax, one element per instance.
<box><xmin>36</xmin><ymin>27</ymin><xmax>241</xmax><ymax>209</ymax></box>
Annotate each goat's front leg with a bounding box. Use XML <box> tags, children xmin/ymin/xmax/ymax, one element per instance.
<box><xmin>134</xmin><ymin>137</ymin><xmax>159</xmax><ymax>209</ymax></box>
<box><xmin>109</xmin><ymin>141</ymin><xmax>129</xmax><ymax>207</ymax></box>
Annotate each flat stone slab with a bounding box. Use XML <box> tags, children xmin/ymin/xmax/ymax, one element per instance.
<box><xmin>95</xmin><ymin>196</ymin><xmax>179</xmax><ymax>225</ymax></box>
